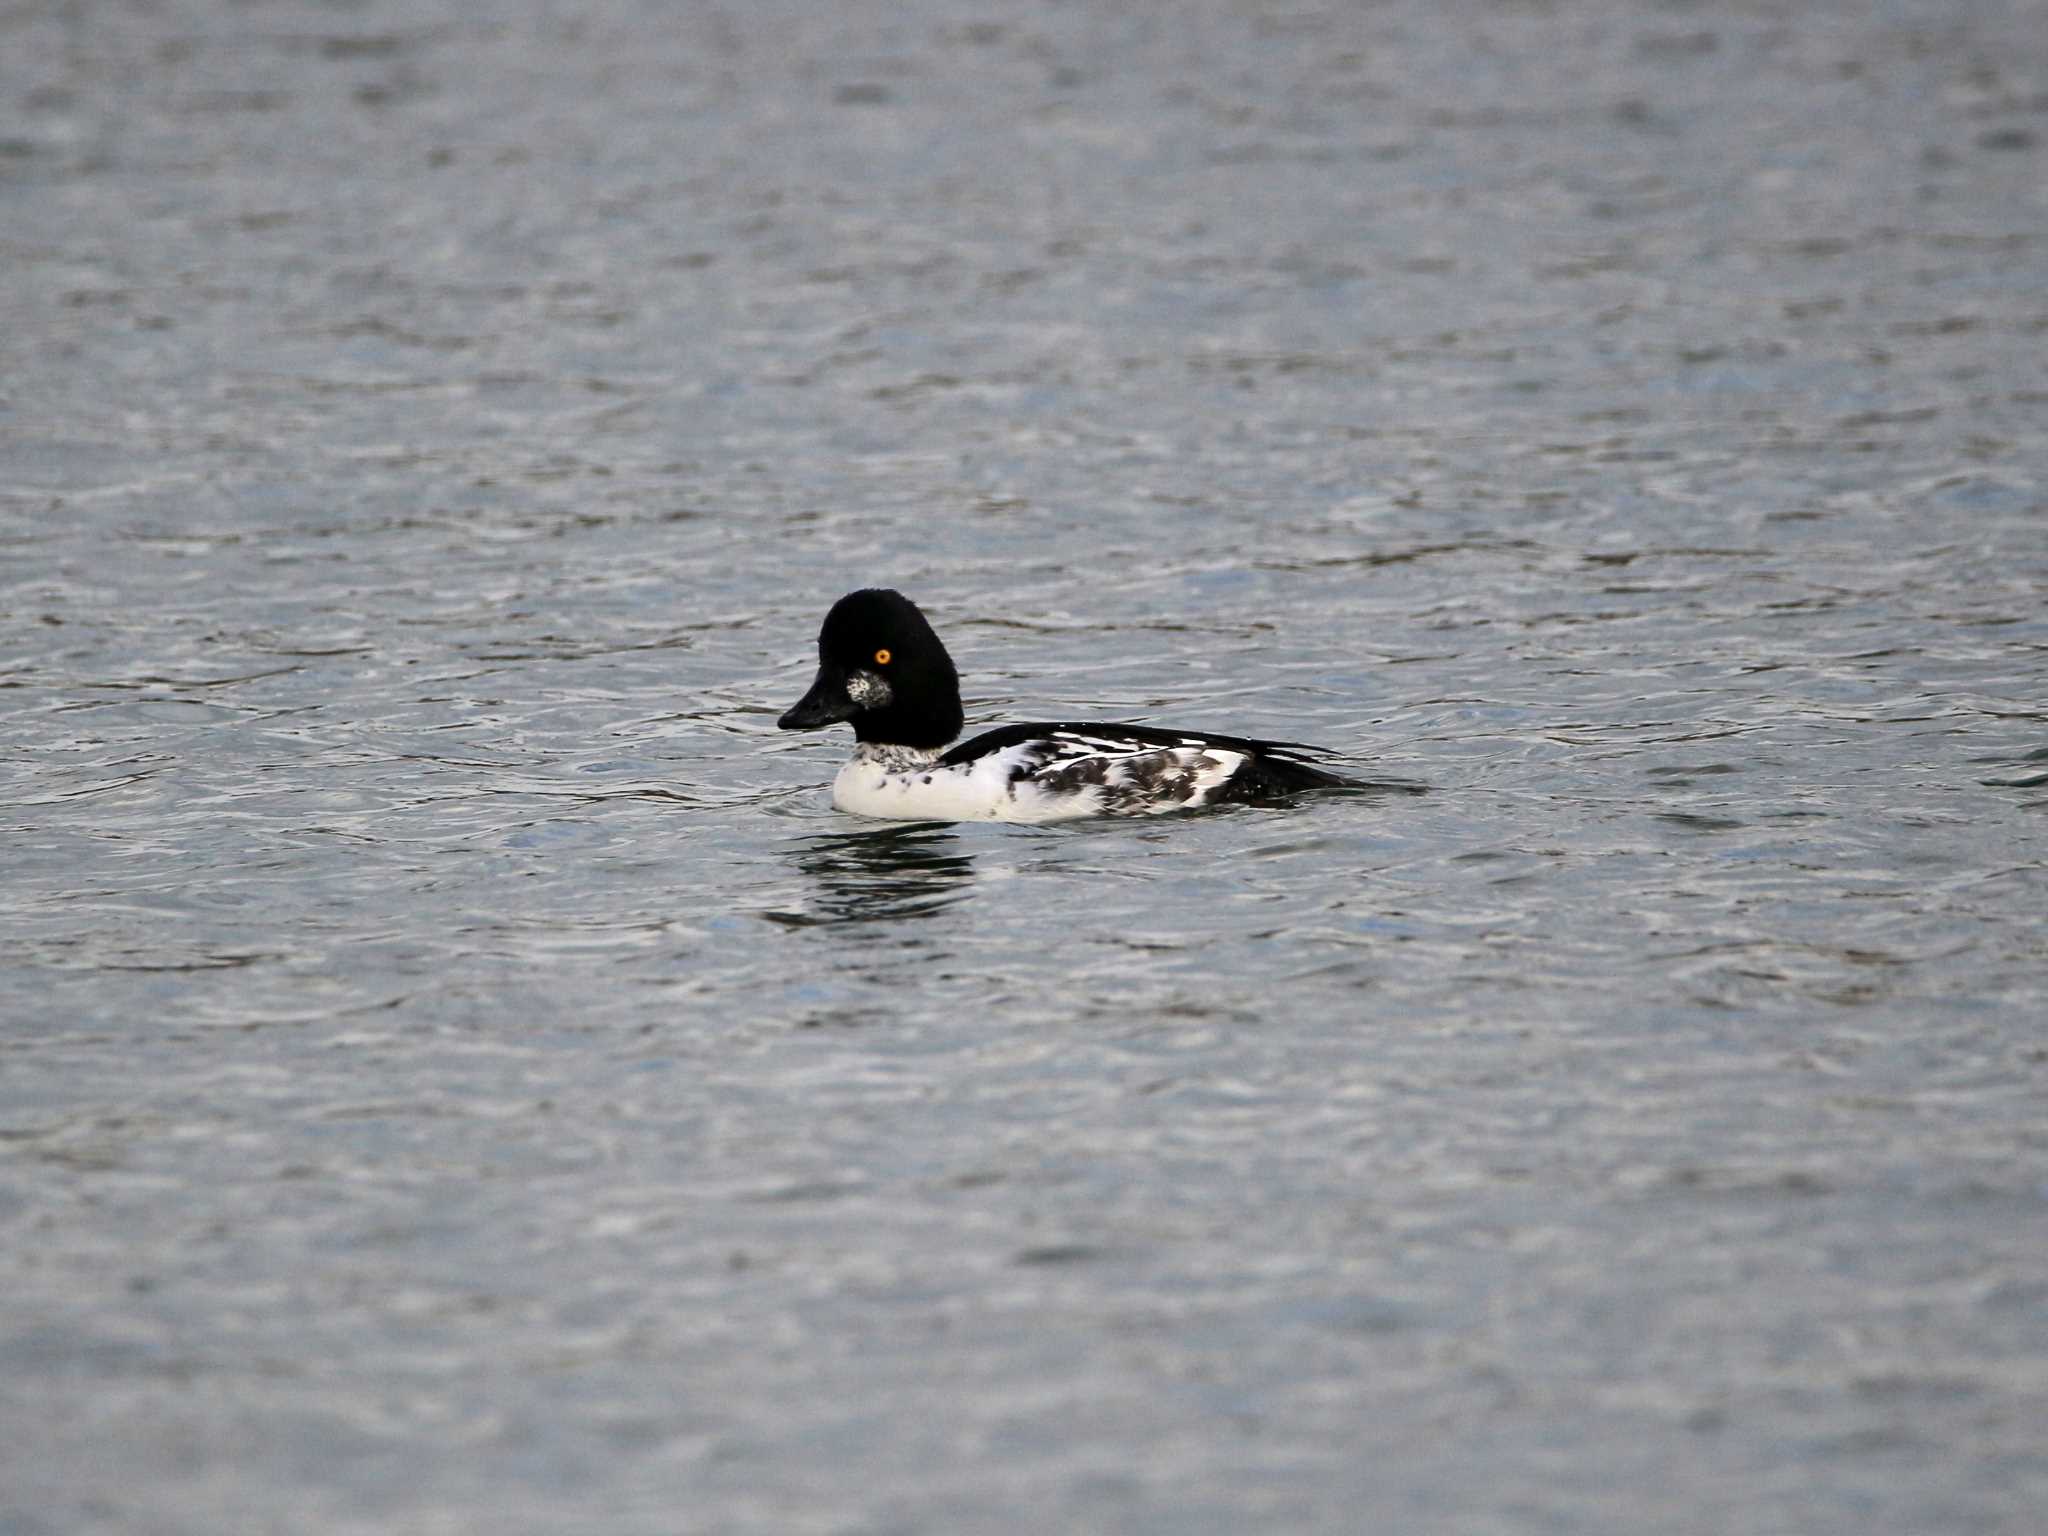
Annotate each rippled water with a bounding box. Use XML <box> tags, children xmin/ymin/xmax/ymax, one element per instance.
<box><xmin>5</xmin><ymin>1</ymin><xmax>2046</xmax><ymax>1531</ymax></box>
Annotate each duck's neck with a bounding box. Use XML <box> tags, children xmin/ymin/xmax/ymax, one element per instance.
<box><xmin>851</xmin><ymin>742</ymin><xmax>945</xmax><ymax>771</ymax></box>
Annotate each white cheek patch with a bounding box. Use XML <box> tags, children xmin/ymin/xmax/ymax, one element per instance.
<box><xmin>844</xmin><ymin>670</ymin><xmax>893</xmax><ymax>708</ymax></box>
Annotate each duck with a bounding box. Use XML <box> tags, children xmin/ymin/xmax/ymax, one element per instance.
<box><xmin>776</xmin><ymin>589</ymin><xmax>1356</xmax><ymax>822</ymax></box>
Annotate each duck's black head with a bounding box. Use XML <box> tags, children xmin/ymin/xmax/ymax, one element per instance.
<box><xmin>777</xmin><ymin>589</ymin><xmax>964</xmax><ymax>750</ymax></box>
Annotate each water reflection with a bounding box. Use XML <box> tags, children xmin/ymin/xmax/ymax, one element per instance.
<box><xmin>765</xmin><ymin>823</ymin><xmax>976</xmax><ymax>927</ymax></box>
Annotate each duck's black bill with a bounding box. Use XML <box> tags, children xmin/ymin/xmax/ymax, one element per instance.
<box><xmin>778</xmin><ymin>670</ymin><xmax>857</xmax><ymax>730</ymax></box>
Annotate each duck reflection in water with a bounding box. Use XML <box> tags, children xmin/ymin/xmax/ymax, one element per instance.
<box><xmin>765</xmin><ymin>823</ymin><xmax>976</xmax><ymax>927</ymax></box>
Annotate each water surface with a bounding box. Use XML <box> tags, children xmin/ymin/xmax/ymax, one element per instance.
<box><xmin>3</xmin><ymin>2</ymin><xmax>2045</xmax><ymax>1531</ymax></box>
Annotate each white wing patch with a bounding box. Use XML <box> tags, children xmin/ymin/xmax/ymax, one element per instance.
<box><xmin>1004</xmin><ymin>734</ymin><xmax>1248</xmax><ymax>821</ymax></box>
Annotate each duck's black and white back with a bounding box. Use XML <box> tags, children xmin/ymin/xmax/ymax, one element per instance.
<box><xmin>777</xmin><ymin>589</ymin><xmax>1354</xmax><ymax>823</ymax></box>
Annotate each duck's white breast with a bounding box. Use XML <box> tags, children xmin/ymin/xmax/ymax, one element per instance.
<box><xmin>831</xmin><ymin>744</ymin><xmax>1053</xmax><ymax>822</ymax></box>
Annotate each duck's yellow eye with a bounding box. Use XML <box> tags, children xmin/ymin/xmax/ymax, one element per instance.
<box><xmin>873</xmin><ymin>648</ymin><xmax>892</xmax><ymax>665</ymax></box>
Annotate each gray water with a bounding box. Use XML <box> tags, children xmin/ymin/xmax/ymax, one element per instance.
<box><xmin>4</xmin><ymin>1</ymin><xmax>2046</xmax><ymax>1531</ymax></box>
